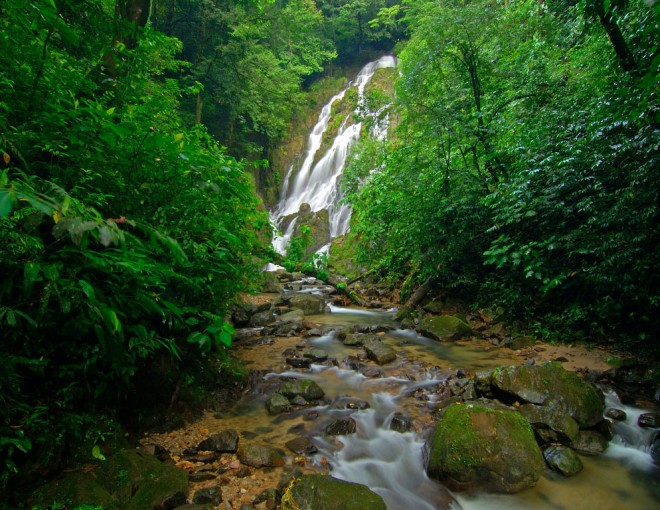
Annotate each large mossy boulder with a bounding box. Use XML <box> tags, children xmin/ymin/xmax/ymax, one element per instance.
<box><xmin>281</xmin><ymin>474</ymin><xmax>386</xmax><ymax>510</ymax></box>
<box><xmin>287</xmin><ymin>293</ymin><xmax>328</xmax><ymax>315</ymax></box>
<box><xmin>417</xmin><ymin>315</ymin><xmax>472</xmax><ymax>341</ymax></box>
<box><xmin>491</xmin><ymin>363</ymin><xmax>604</xmax><ymax>428</ymax></box>
<box><xmin>427</xmin><ymin>403</ymin><xmax>544</xmax><ymax>493</ymax></box>
<box><xmin>30</xmin><ymin>448</ymin><xmax>188</xmax><ymax>510</ymax></box>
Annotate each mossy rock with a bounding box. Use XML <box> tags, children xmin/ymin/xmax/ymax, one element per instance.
<box><xmin>30</xmin><ymin>470</ymin><xmax>116</xmax><ymax>509</ymax></box>
<box><xmin>281</xmin><ymin>474</ymin><xmax>386</xmax><ymax>510</ymax></box>
<box><xmin>427</xmin><ymin>403</ymin><xmax>544</xmax><ymax>493</ymax></box>
<box><xmin>329</xmin><ymin>234</ymin><xmax>366</xmax><ymax>279</ymax></box>
<box><xmin>99</xmin><ymin>449</ymin><xmax>188</xmax><ymax>510</ymax></box>
<box><xmin>491</xmin><ymin>362</ymin><xmax>604</xmax><ymax>427</ymax></box>
<box><xmin>417</xmin><ymin>315</ymin><xmax>472</xmax><ymax>342</ymax></box>
<box><xmin>280</xmin><ymin>379</ymin><xmax>325</xmax><ymax>400</ymax></box>
<box><xmin>288</xmin><ymin>293</ymin><xmax>328</xmax><ymax>315</ymax></box>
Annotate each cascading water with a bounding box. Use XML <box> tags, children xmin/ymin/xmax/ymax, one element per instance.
<box><xmin>271</xmin><ymin>56</ymin><xmax>396</xmax><ymax>254</ymax></box>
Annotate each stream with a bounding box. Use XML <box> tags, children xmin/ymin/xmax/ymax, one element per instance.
<box><xmin>198</xmin><ymin>276</ymin><xmax>660</xmax><ymax>510</ymax></box>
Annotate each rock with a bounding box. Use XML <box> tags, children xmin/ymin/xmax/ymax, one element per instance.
<box><xmin>363</xmin><ymin>338</ymin><xmax>396</xmax><ymax>365</ymax></box>
<box><xmin>266</xmin><ymin>393</ymin><xmax>292</xmax><ymax>415</ymax></box>
<box><xmin>570</xmin><ymin>430</ymin><xmax>609</xmax><ymax>455</ymax></box>
<box><xmin>286</xmin><ymin>357</ymin><xmax>312</xmax><ymax>368</ymax></box>
<box><xmin>474</xmin><ymin>370</ymin><xmax>494</xmax><ymax>397</ymax></box>
<box><xmin>491</xmin><ymin>363</ymin><xmax>604</xmax><ymax>428</ymax></box>
<box><xmin>518</xmin><ymin>404</ymin><xmax>580</xmax><ymax>443</ymax></box>
<box><xmin>288</xmin><ymin>293</ymin><xmax>329</xmax><ymax>315</ymax></box>
<box><xmin>280</xmin><ymin>379</ymin><xmax>325</xmax><ymax>400</ymax></box>
<box><xmin>237</xmin><ymin>444</ymin><xmax>285</xmax><ymax>468</ymax></box>
<box><xmin>250</xmin><ymin>310</ymin><xmax>276</xmax><ymax>327</ymax></box>
<box><xmin>638</xmin><ymin>413</ymin><xmax>660</xmax><ymax>428</ymax></box>
<box><xmin>304</xmin><ymin>348</ymin><xmax>329</xmax><ymax>362</ymax></box>
<box><xmin>417</xmin><ymin>315</ymin><xmax>472</xmax><ymax>341</ymax></box>
<box><xmin>509</xmin><ymin>335</ymin><xmax>536</xmax><ymax>350</ymax></box>
<box><xmin>286</xmin><ymin>437</ymin><xmax>318</xmax><ymax>455</ymax></box>
<box><xmin>605</xmin><ymin>408</ymin><xmax>627</xmax><ymax>421</ymax></box>
<box><xmin>254</xmin><ymin>488</ymin><xmax>279</xmax><ymax>509</ymax></box>
<box><xmin>137</xmin><ymin>443</ymin><xmax>169</xmax><ymax>461</ymax></box>
<box><xmin>279</xmin><ymin>309</ymin><xmax>305</xmax><ymax>323</ymax></box>
<box><xmin>261</xmin><ymin>272</ymin><xmax>283</xmax><ymax>293</ymax></box>
<box><xmin>422</xmin><ymin>300</ymin><xmax>444</xmax><ymax>314</ymax></box>
<box><xmin>326</xmin><ymin>417</ymin><xmax>357</xmax><ymax>436</ymax></box>
<box><xmin>343</xmin><ymin>333</ymin><xmax>365</xmax><ymax>346</ymax></box>
<box><xmin>188</xmin><ymin>471</ymin><xmax>217</xmax><ymax>483</ymax></box>
<box><xmin>291</xmin><ymin>395</ymin><xmax>307</xmax><ymax>406</ymax></box>
<box><xmin>305</xmin><ymin>328</ymin><xmax>324</xmax><ymax>337</ymax></box>
<box><xmin>362</xmin><ymin>367</ymin><xmax>382</xmax><ymax>378</ymax></box>
<box><xmin>427</xmin><ymin>403</ymin><xmax>543</xmax><ymax>493</ymax></box>
<box><xmin>273</xmin><ymin>321</ymin><xmax>304</xmax><ymax>336</ymax></box>
<box><xmin>29</xmin><ymin>471</ymin><xmax>115</xmax><ymax>510</ymax></box>
<box><xmin>197</xmin><ymin>430</ymin><xmax>239</xmax><ymax>453</ymax></box>
<box><xmin>101</xmin><ymin>449</ymin><xmax>188</xmax><ymax>510</ymax></box>
<box><xmin>281</xmin><ymin>474</ymin><xmax>386</xmax><ymax>510</ymax></box>
<box><xmin>543</xmin><ymin>445</ymin><xmax>583</xmax><ymax>476</ymax></box>
<box><xmin>345</xmin><ymin>400</ymin><xmax>370</xmax><ymax>410</ymax></box>
<box><xmin>650</xmin><ymin>431</ymin><xmax>660</xmax><ymax>464</ymax></box>
<box><xmin>390</xmin><ymin>413</ymin><xmax>414</xmax><ymax>433</ymax></box>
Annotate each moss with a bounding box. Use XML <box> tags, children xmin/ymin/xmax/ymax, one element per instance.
<box><xmin>283</xmin><ymin>474</ymin><xmax>386</xmax><ymax>510</ymax></box>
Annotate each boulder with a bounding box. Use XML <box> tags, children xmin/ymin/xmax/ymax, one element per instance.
<box><xmin>266</xmin><ymin>393</ymin><xmax>292</xmax><ymax>415</ymax></box>
<box><xmin>193</xmin><ymin>486</ymin><xmax>222</xmax><ymax>506</ymax></box>
<box><xmin>280</xmin><ymin>379</ymin><xmax>325</xmax><ymax>400</ymax></box>
<box><xmin>650</xmin><ymin>430</ymin><xmax>660</xmax><ymax>465</ymax></box>
<box><xmin>604</xmin><ymin>408</ymin><xmax>627</xmax><ymax>421</ymax></box>
<box><xmin>197</xmin><ymin>430</ymin><xmax>239</xmax><ymax>453</ymax></box>
<box><xmin>279</xmin><ymin>309</ymin><xmax>305</xmax><ymax>323</ymax></box>
<box><xmin>326</xmin><ymin>417</ymin><xmax>357</xmax><ymax>436</ymax></box>
<box><xmin>570</xmin><ymin>430</ymin><xmax>609</xmax><ymax>455</ymax></box>
<box><xmin>250</xmin><ymin>310</ymin><xmax>276</xmax><ymax>327</ymax></box>
<box><xmin>343</xmin><ymin>333</ymin><xmax>365</xmax><ymax>346</ymax></box>
<box><xmin>426</xmin><ymin>403</ymin><xmax>543</xmax><ymax>493</ymax></box>
<box><xmin>288</xmin><ymin>293</ymin><xmax>328</xmax><ymax>315</ymax></box>
<box><xmin>518</xmin><ymin>404</ymin><xmax>580</xmax><ymax>443</ymax></box>
<box><xmin>304</xmin><ymin>348</ymin><xmax>329</xmax><ymax>362</ymax></box>
<box><xmin>417</xmin><ymin>315</ymin><xmax>472</xmax><ymax>341</ymax></box>
<box><xmin>237</xmin><ymin>444</ymin><xmax>285</xmax><ymax>468</ymax></box>
<box><xmin>285</xmin><ymin>436</ymin><xmax>318</xmax><ymax>455</ymax></box>
<box><xmin>281</xmin><ymin>474</ymin><xmax>386</xmax><ymax>510</ymax></box>
<box><xmin>363</xmin><ymin>338</ymin><xmax>396</xmax><ymax>365</ymax></box>
<box><xmin>261</xmin><ymin>272</ymin><xmax>283</xmax><ymax>293</ymax></box>
<box><xmin>390</xmin><ymin>413</ymin><xmax>414</xmax><ymax>433</ymax></box>
<box><xmin>491</xmin><ymin>363</ymin><xmax>604</xmax><ymax>428</ymax></box>
<box><xmin>543</xmin><ymin>445</ymin><xmax>584</xmax><ymax>476</ymax></box>
<box><xmin>638</xmin><ymin>413</ymin><xmax>660</xmax><ymax>428</ymax></box>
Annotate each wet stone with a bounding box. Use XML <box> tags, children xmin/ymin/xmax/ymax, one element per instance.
<box><xmin>570</xmin><ymin>430</ymin><xmax>609</xmax><ymax>456</ymax></box>
<box><xmin>286</xmin><ymin>436</ymin><xmax>318</xmax><ymax>455</ymax></box>
<box><xmin>286</xmin><ymin>357</ymin><xmax>312</xmax><ymax>368</ymax></box>
<box><xmin>197</xmin><ymin>430</ymin><xmax>239</xmax><ymax>453</ymax></box>
<box><xmin>543</xmin><ymin>445</ymin><xmax>584</xmax><ymax>477</ymax></box>
<box><xmin>291</xmin><ymin>395</ymin><xmax>307</xmax><ymax>406</ymax></box>
<box><xmin>265</xmin><ymin>393</ymin><xmax>292</xmax><ymax>415</ymax></box>
<box><xmin>638</xmin><ymin>413</ymin><xmax>660</xmax><ymax>428</ymax></box>
<box><xmin>346</xmin><ymin>400</ymin><xmax>370</xmax><ymax>410</ymax></box>
<box><xmin>188</xmin><ymin>471</ymin><xmax>218</xmax><ymax>483</ymax></box>
<box><xmin>193</xmin><ymin>487</ymin><xmax>222</xmax><ymax>506</ymax></box>
<box><xmin>363</xmin><ymin>338</ymin><xmax>397</xmax><ymax>365</ymax></box>
<box><xmin>605</xmin><ymin>408</ymin><xmax>627</xmax><ymax>421</ymax></box>
<box><xmin>390</xmin><ymin>413</ymin><xmax>414</xmax><ymax>433</ymax></box>
<box><xmin>237</xmin><ymin>444</ymin><xmax>285</xmax><ymax>468</ymax></box>
<box><xmin>280</xmin><ymin>379</ymin><xmax>325</xmax><ymax>400</ymax></box>
<box><xmin>326</xmin><ymin>417</ymin><xmax>357</xmax><ymax>436</ymax></box>
<box><xmin>362</xmin><ymin>367</ymin><xmax>382</xmax><ymax>378</ymax></box>
<box><xmin>304</xmin><ymin>348</ymin><xmax>329</xmax><ymax>362</ymax></box>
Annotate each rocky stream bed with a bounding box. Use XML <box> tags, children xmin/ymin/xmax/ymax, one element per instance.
<box><xmin>33</xmin><ymin>272</ymin><xmax>660</xmax><ymax>510</ymax></box>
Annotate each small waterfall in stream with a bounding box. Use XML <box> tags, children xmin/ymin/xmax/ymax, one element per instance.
<box><xmin>271</xmin><ymin>55</ymin><xmax>396</xmax><ymax>255</ymax></box>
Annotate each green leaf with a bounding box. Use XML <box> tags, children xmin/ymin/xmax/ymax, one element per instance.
<box><xmin>0</xmin><ymin>189</ymin><xmax>14</xmax><ymax>216</ymax></box>
<box><xmin>79</xmin><ymin>280</ymin><xmax>96</xmax><ymax>302</ymax></box>
<box><xmin>92</xmin><ymin>445</ymin><xmax>106</xmax><ymax>461</ymax></box>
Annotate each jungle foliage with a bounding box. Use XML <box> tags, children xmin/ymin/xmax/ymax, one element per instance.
<box><xmin>344</xmin><ymin>0</ymin><xmax>659</xmax><ymax>350</ymax></box>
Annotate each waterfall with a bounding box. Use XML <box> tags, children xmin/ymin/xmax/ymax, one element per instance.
<box><xmin>271</xmin><ymin>55</ymin><xmax>396</xmax><ymax>255</ymax></box>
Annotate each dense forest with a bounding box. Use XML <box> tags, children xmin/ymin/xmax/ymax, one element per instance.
<box><xmin>0</xmin><ymin>0</ymin><xmax>657</xmax><ymax>503</ymax></box>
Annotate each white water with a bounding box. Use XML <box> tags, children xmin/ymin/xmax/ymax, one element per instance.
<box><xmin>271</xmin><ymin>56</ymin><xmax>396</xmax><ymax>254</ymax></box>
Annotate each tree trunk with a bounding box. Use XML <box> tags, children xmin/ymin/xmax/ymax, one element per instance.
<box><xmin>598</xmin><ymin>10</ymin><xmax>638</xmax><ymax>74</ymax></box>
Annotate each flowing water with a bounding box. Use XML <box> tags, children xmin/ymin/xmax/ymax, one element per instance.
<box><xmin>223</xmin><ymin>290</ymin><xmax>660</xmax><ymax>510</ymax></box>
<box><xmin>271</xmin><ymin>56</ymin><xmax>396</xmax><ymax>254</ymax></box>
